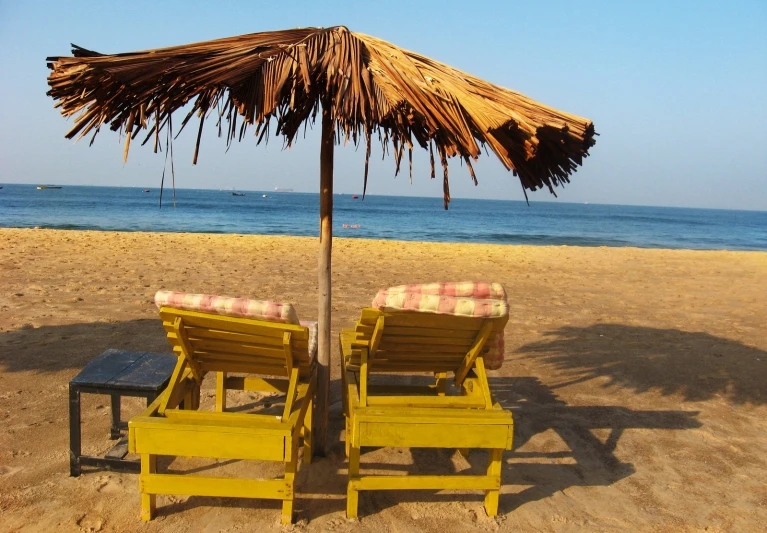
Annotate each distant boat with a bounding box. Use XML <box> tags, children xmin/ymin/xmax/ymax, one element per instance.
<box><xmin>262</xmin><ymin>194</ymin><xmax>268</xmax><ymax>198</ymax></box>
<box><xmin>143</xmin><ymin>189</ymin><xmax>150</xmax><ymax>193</ymax></box>
<box><xmin>37</xmin><ymin>185</ymin><xmax>62</xmax><ymax>189</ymax></box>
<box><xmin>232</xmin><ymin>192</ymin><xmax>245</xmax><ymax>196</ymax></box>
<box><xmin>273</xmin><ymin>187</ymin><xmax>293</xmax><ymax>192</ymax></box>
<box><xmin>352</xmin><ymin>195</ymin><xmax>359</xmax><ymax>199</ymax></box>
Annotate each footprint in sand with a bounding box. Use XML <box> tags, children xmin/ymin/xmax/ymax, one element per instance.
<box><xmin>75</xmin><ymin>512</ymin><xmax>104</xmax><ymax>532</ymax></box>
<box><xmin>0</xmin><ymin>465</ymin><xmax>23</xmax><ymax>476</ymax></box>
<box><xmin>94</xmin><ymin>475</ymin><xmax>122</xmax><ymax>494</ymax></box>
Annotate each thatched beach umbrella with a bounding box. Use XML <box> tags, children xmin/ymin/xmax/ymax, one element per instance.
<box><xmin>46</xmin><ymin>26</ymin><xmax>596</xmax><ymax>452</ymax></box>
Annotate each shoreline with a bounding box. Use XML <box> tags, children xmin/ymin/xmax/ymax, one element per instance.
<box><xmin>3</xmin><ymin>226</ymin><xmax>766</xmax><ymax>253</ymax></box>
<box><xmin>1</xmin><ymin>227</ymin><xmax>765</xmax><ymax>531</ymax></box>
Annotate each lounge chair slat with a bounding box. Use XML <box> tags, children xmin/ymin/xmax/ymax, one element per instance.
<box><xmin>183</xmin><ymin>327</ymin><xmax>297</xmax><ymax>346</ymax></box>
<box><xmin>141</xmin><ymin>474</ymin><xmax>292</xmax><ymax>499</ymax></box>
<box><xmin>377</xmin><ymin>342</ymin><xmax>472</xmax><ymax>353</ymax></box>
<box><xmin>364</xmin><ymin>395</ymin><xmax>486</xmax><ymax>407</ymax></box>
<box><xmin>384</xmin><ymin>326</ymin><xmax>478</xmax><ymax>339</ymax></box>
<box><xmin>350</xmin><ymin>475</ymin><xmax>500</xmax><ymax>491</ymax></box>
<box><xmin>160</xmin><ymin>310</ymin><xmax>309</xmax><ymax>338</ymax></box>
<box><xmin>188</xmin><ymin>339</ymin><xmax>306</xmax><ymax>360</ymax></box>
<box><xmin>169</xmin><ymin>347</ymin><xmax>311</xmax><ymax>369</ymax></box>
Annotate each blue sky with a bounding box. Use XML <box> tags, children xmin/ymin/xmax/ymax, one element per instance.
<box><xmin>0</xmin><ymin>0</ymin><xmax>765</xmax><ymax>210</ymax></box>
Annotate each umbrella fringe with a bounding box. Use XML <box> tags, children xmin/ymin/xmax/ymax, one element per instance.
<box><xmin>363</xmin><ymin>128</ymin><xmax>371</xmax><ymax>199</ymax></box>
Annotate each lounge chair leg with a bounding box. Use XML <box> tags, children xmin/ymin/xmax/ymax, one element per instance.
<box><xmin>192</xmin><ymin>381</ymin><xmax>201</xmax><ymax>410</ymax></box>
<box><xmin>282</xmin><ymin>445</ymin><xmax>298</xmax><ymax>524</ymax></box>
<box><xmin>344</xmin><ymin>417</ymin><xmax>350</xmax><ymax>458</ymax></box>
<box><xmin>347</xmin><ymin>444</ymin><xmax>360</xmax><ymax>518</ymax></box>
<box><xmin>303</xmin><ymin>397</ymin><xmax>313</xmax><ymax>464</ymax></box>
<box><xmin>216</xmin><ymin>371</ymin><xmax>227</xmax><ymax>412</ymax></box>
<box><xmin>183</xmin><ymin>388</ymin><xmax>193</xmax><ymax>411</ymax></box>
<box><xmin>140</xmin><ymin>454</ymin><xmax>157</xmax><ymax>521</ymax></box>
<box><xmin>435</xmin><ymin>372</ymin><xmax>447</xmax><ymax>396</ymax></box>
<box><xmin>484</xmin><ymin>448</ymin><xmax>503</xmax><ymax>517</ymax></box>
<box><xmin>281</xmin><ymin>499</ymin><xmax>294</xmax><ymax>525</ymax></box>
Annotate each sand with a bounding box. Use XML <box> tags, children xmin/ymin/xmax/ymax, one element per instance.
<box><xmin>0</xmin><ymin>227</ymin><xmax>765</xmax><ymax>532</ymax></box>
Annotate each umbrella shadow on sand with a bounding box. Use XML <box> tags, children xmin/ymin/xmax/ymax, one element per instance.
<box><xmin>0</xmin><ymin>319</ymin><xmax>169</xmax><ymax>375</ymax></box>
<box><xmin>514</xmin><ymin>324</ymin><xmax>766</xmax><ymax>405</ymax></box>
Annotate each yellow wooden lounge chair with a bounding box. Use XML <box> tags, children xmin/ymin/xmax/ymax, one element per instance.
<box><xmin>128</xmin><ymin>291</ymin><xmax>317</xmax><ymax>524</ymax></box>
<box><xmin>340</xmin><ymin>282</ymin><xmax>514</xmax><ymax>518</ymax></box>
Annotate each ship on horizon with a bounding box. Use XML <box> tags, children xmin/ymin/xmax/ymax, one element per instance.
<box><xmin>273</xmin><ymin>187</ymin><xmax>294</xmax><ymax>192</ymax></box>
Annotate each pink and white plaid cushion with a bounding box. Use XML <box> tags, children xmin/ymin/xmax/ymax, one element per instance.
<box><xmin>371</xmin><ymin>282</ymin><xmax>508</xmax><ymax>369</ymax></box>
<box><xmin>372</xmin><ymin>291</ymin><xmax>508</xmax><ymax>318</ymax></box>
<box><xmin>155</xmin><ymin>290</ymin><xmax>300</xmax><ymax>325</ymax></box>
<box><xmin>380</xmin><ymin>281</ymin><xmax>507</xmax><ymax>301</ymax></box>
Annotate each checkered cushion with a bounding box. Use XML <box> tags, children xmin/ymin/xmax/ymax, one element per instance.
<box><xmin>379</xmin><ymin>281</ymin><xmax>507</xmax><ymax>301</ymax></box>
<box><xmin>371</xmin><ymin>282</ymin><xmax>508</xmax><ymax>369</ymax></box>
<box><xmin>372</xmin><ymin>291</ymin><xmax>509</xmax><ymax>318</ymax></box>
<box><xmin>155</xmin><ymin>290</ymin><xmax>300</xmax><ymax>324</ymax></box>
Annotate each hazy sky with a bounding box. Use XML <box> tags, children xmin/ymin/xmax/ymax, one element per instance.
<box><xmin>1</xmin><ymin>0</ymin><xmax>765</xmax><ymax>210</ymax></box>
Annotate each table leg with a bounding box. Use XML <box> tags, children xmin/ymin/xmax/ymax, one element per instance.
<box><xmin>110</xmin><ymin>394</ymin><xmax>121</xmax><ymax>440</ymax></box>
<box><xmin>69</xmin><ymin>385</ymin><xmax>81</xmax><ymax>477</ymax></box>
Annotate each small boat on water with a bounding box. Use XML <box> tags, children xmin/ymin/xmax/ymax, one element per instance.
<box><xmin>143</xmin><ymin>189</ymin><xmax>150</xmax><ymax>193</ymax></box>
<box><xmin>352</xmin><ymin>195</ymin><xmax>359</xmax><ymax>199</ymax></box>
<box><xmin>232</xmin><ymin>192</ymin><xmax>245</xmax><ymax>196</ymax></box>
<box><xmin>37</xmin><ymin>185</ymin><xmax>63</xmax><ymax>189</ymax></box>
<box><xmin>262</xmin><ymin>194</ymin><xmax>268</xmax><ymax>198</ymax></box>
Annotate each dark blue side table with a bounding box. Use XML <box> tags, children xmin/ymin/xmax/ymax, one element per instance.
<box><xmin>69</xmin><ymin>349</ymin><xmax>177</xmax><ymax>476</ymax></box>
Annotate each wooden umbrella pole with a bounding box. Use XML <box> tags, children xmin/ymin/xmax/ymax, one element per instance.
<box><xmin>314</xmin><ymin>101</ymin><xmax>334</xmax><ymax>455</ymax></box>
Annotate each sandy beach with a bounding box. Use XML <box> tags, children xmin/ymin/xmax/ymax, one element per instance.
<box><xmin>0</xmin><ymin>227</ymin><xmax>765</xmax><ymax>532</ymax></box>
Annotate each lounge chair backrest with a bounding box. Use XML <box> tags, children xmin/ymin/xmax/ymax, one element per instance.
<box><xmin>159</xmin><ymin>308</ymin><xmax>314</xmax><ymax>378</ymax></box>
<box><xmin>349</xmin><ymin>308</ymin><xmax>508</xmax><ymax>375</ymax></box>
<box><xmin>367</xmin><ymin>281</ymin><xmax>509</xmax><ymax>371</ymax></box>
<box><xmin>154</xmin><ymin>291</ymin><xmax>315</xmax><ymax>378</ymax></box>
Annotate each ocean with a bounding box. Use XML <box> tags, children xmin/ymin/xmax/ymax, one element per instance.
<box><xmin>0</xmin><ymin>184</ymin><xmax>764</xmax><ymax>251</ymax></box>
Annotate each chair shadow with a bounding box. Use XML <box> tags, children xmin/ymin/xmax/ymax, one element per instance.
<box><xmin>489</xmin><ymin>376</ymin><xmax>699</xmax><ymax>512</ymax></box>
<box><xmin>320</xmin><ymin>375</ymin><xmax>700</xmax><ymax>518</ymax></box>
<box><xmin>513</xmin><ymin>324</ymin><xmax>766</xmax><ymax>405</ymax></box>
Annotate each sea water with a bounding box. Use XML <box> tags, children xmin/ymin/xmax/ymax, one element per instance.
<box><xmin>0</xmin><ymin>184</ymin><xmax>764</xmax><ymax>251</ymax></box>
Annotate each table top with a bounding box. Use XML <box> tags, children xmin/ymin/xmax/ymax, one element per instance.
<box><xmin>70</xmin><ymin>349</ymin><xmax>177</xmax><ymax>392</ymax></box>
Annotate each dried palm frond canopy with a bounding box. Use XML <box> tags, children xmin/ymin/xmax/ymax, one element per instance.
<box><xmin>47</xmin><ymin>26</ymin><xmax>596</xmax><ymax>207</ymax></box>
